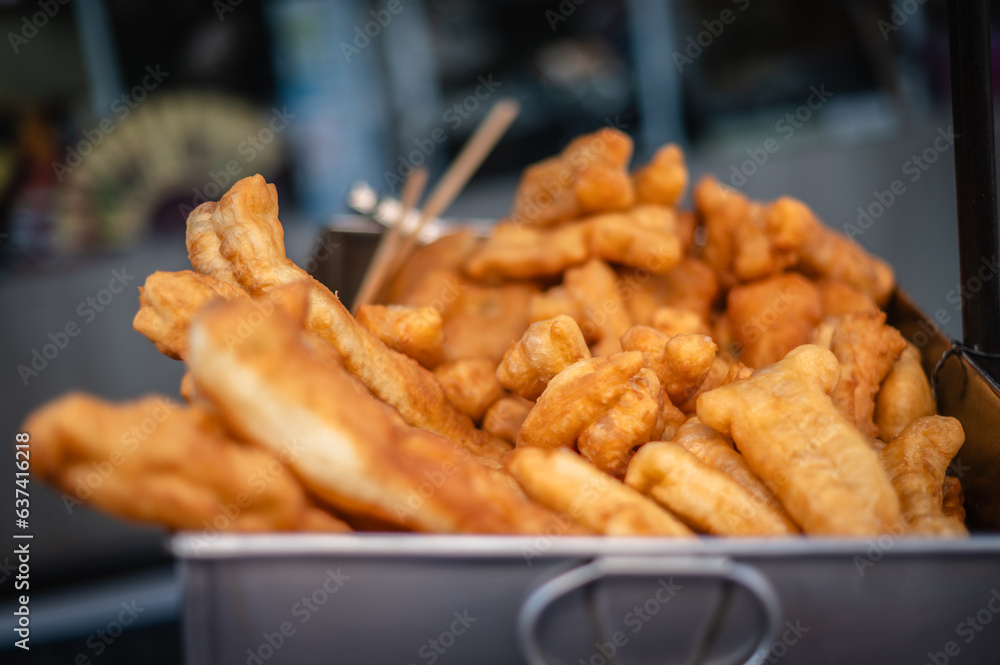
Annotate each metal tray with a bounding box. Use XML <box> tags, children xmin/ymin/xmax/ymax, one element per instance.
<box><xmin>173</xmin><ymin>222</ymin><xmax>1000</xmax><ymax>665</ymax></box>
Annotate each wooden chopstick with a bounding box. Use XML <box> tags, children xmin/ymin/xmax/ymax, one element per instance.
<box><xmin>386</xmin><ymin>97</ymin><xmax>521</xmax><ymax>281</ymax></box>
<box><xmin>350</xmin><ymin>167</ymin><xmax>429</xmax><ymax>313</ymax></box>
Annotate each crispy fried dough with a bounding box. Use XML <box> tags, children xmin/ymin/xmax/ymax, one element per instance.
<box><xmin>586</xmin><ymin>206</ymin><xmax>682</xmax><ymax>274</ymax></box>
<box><xmin>384</xmin><ymin>231</ymin><xmax>480</xmax><ymax>305</ymax></box>
<box><xmin>463</xmin><ymin>221</ymin><xmax>590</xmax><ymax>281</ymax></box>
<box><xmin>623</xmin><ymin>257</ymin><xmax>718</xmax><ymax>326</ymax></box>
<box><xmin>186</xmin><ymin>297</ymin><xmax>569</xmax><ymax>534</ymax></box>
<box><xmin>134</xmin><ymin>270</ymin><xmax>250</xmax><ymax>360</ymax></box>
<box><xmin>578</xmin><ymin>368</ymin><xmax>661</xmax><ymax>478</ymax></box>
<box><xmin>496</xmin><ymin>315</ymin><xmax>591</xmax><ymax>401</ymax></box>
<box><xmin>817</xmin><ymin>278</ymin><xmax>879</xmax><ymax>317</ymax></box>
<box><xmin>517</xmin><ymin>351</ymin><xmax>645</xmax><ymax>449</ymax></box>
<box><xmin>875</xmin><ymin>342</ymin><xmax>936</xmax><ymax>442</ymax></box>
<box><xmin>25</xmin><ymin>393</ymin><xmax>350</xmax><ymax>533</ymax></box>
<box><xmin>198</xmin><ymin>175</ymin><xmax>506</xmax><ymax>464</ymax></box>
<box><xmin>507</xmin><ymin>447</ymin><xmax>693</xmax><ymax>537</ymax></box>
<box><xmin>434</xmin><ymin>358</ymin><xmax>506</xmax><ymax>422</ymax></box>
<box><xmin>726</xmin><ymin>272</ymin><xmax>823</xmax><ymax>368</ymax></box>
<box><xmin>632</xmin><ymin>143</ymin><xmax>688</xmax><ymax>208</ymax></box>
<box><xmin>620</xmin><ymin>326</ymin><xmax>717</xmax><ymax>406</ymax></box>
<box><xmin>942</xmin><ymin>476</ymin><xmax>966</xmax><ymax>524</ymax></box>
<box><xmin>671</xmin><ymin>417</ymin><xmax>798</xmax><ymax>531</ymax></box>
<box><xmin>510</xmin><ymin>128</ymin><xmax>634</xmax><ymax>227</ymax></box>
<box><xmin>829</xmin><ymin>312</ymin><xmax>907</xmax><ymax>440</ymax></box>
<box><xmin>186</xmin><ymin>202</ymin><xmax>239</xmax><ymax>285</ymax></box>
<box><xmin>881</xmin><ymin>416</ymin><xmax>968</xmax><ymax>537</ymax></box>
<box><xmin>356</xmin><ymin>304</ymin><xmax>444</xmax><ymax>369</ymax></box>
<box><xmin>441</xmin><ymin>282</ymin><xmax>538</xmax><ymax>364</ymax></box>
<box><xmin>482</xmin><ymin>395</ymin><xmax>534</xmax><ymax>445</ymax></box>
<box><xmin>564</xmin><ymin>258</ymin><xmax>632</xmax><ymax>356</ymax></box>
<box><xmin>625</xmin><ymin>442</ymin><xmax>797</xmax><ymax>536</ymax></box>
<box><xmin>697</xmin><ymin>344</ymin><xmax>901</xmax><ymax>535</ymax></box>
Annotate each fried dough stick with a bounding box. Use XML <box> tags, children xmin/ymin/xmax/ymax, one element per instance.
<box><xmin>186</xmin><ymin>297</ymin><xmax>569</xmax><ymax>534</ymax></box>
<box><xmin>24</xmin><ymin>394</ymin><xmax>350</xmax><ymax>533</ymax></box>
<box><xmin>619</xmin><ymin>326</ymin><xmax>717</xmax><ymax>406</ymax></box>
<box><xmin>510</xmin><ymin>128</ymin><xmax>635</xmax><ymax>227</ymax></box>
<box><xmin>507</xmin><ymin>447</ymin><xmax>694</xmax><ymax>537</ymax></box>
<box><xmin>189</xmin><ymin>175</ymin><xmax>507</xmax><ymax>464</ymax></box>
<box><xmin>497</xmin><ymin>315</ymin><xmax>591</xmax><ymax>401</ymax></box>
<box><xmin>564</xmin><ymin>258</ymin><xmax>632</xmax><ymax>356</ymax></box>
<box><xmin>577</xmin><ymin>368</ymin><xmax>661</xmax><ymax>478</ymax></box>
<box><xmin>134</xmin><ymin>270</ymin><xmax>251</xmax><ymax>360</ymax></box>
<box><xmin>482</xmin><ymin>395</ymin><xmax>534</xmax><ymax>445</ymax></box>
<box><xmin>355</xmin><ymin>304</ymin><xmax>444</xmax><ymax>369</ymax></box>
<box><xmin>625</xmin><ymin>442</ymin><xmax>797</xmax><ymax>536</ymax></box>
<box><xmin>875</xmin><ymin>342</ymin><xmax>936</xmax><ymax>442</ymax></box>
<box><xmin>881</xmin><ymin>416</ymin><xmax>968</xmax><ymax>537</ymax></box>
<box><xmin>632</xmin><ymin>143</ymin><xmax>688</xmax><ymax>208</ymax></box>
<box><xmin>697</xmin><ymin>344</ymin><xmax>902</xmax><ymax>535</ymax></box>
<box><xmin>829</xmin><ymin>312</ymin><xmax>907</xmax><ymax>440</ymax></box>
<box><xmin>517</xmin><ymin>351</ymin><xmax>644</xmax><ymax>449</ymax></box>
<box><xmin>434</xmin><ymin>358</ymin><xmax>505</xmax><ymax>422</ymax></box>
<box><xmin>670</xmin><ymin>417</ymin><xmax>799</xmax><ymax>532</ymax></box>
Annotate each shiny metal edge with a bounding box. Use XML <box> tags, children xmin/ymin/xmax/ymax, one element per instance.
<box><xmin>170</xmin><ymin>533</ymin><xmax>1000</xmax><ymax>560</ymax></box>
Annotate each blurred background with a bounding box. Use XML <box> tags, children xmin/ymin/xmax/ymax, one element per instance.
<box><xmin>0</xmin><ymin>0</ymin><xmax>990</xmax><ymax>661</ymax></box>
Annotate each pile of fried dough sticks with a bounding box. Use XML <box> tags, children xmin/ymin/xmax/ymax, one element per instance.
<box><xmin>25</xmin><ymin>128</ymin><xmax>967</xmax><ymax>539</ymax></box>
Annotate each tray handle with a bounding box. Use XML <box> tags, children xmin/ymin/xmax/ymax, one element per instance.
<box><xmin>517</xmin><ymin>555</ymin><xmax>782</xmax><ymax>665</ymax></box>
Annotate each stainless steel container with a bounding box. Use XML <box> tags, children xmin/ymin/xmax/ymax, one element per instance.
<box><xmin>174</xmin><ymin>222</ymin><xmax>1000</xmax><ymax>665</ymax></box>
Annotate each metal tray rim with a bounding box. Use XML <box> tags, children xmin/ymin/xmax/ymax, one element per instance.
<box><xmin>170</xmin><ymin>532</ymin><xmax>1000</xmax><ymax>560</ymax></box>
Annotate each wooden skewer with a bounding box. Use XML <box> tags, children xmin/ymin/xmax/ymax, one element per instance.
<box><xmin>387</xmin><ymin>97</ymin><xmax>521</xmax><ymax>281</ymax></box>
<box><xmin>351</xmin><ymin>167</ymin><xmax>429</xmax><ymax>313</ymax></box>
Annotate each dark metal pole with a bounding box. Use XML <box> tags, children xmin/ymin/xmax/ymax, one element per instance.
<box><xmin>949</xmin><ymin>0</ymin><xmax>1000</xmax><ymax>362</ymax></box>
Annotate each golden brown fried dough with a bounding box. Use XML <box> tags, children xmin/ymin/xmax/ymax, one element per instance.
<box><xmin>507</xmin><ymin>447</ymin><xmax>693</xmax><ymax>537</ymax></box>
<box><xmin>632</xmin><ymin>143</ymin><xmax>688</xmax><ymax>208</ymax></box>
<box><xmin>356</xmin><ymin>304</ymin><xmax>444</xmax><ymax>369</ymax></box>
<box><xmin>586</xmin><ymin>206</ymin><xmax>683</xmax><ymax>274</ymax></box>
<box><xmin>564</xmin><ymin>258</ymin><xmax>632</xmax><ymax>356</ymax></box>
<box><xmin>942</xmin><ymin>476</ymin><xmax>966</xmax><ymax>524</ymax></box>
<box><xmin>187</xmin><ymin>296</ymin><xmax>568</xmax><ymax>534</ymax></box>
<box><xmin>817</xmin><ymin>278</ymin><xmax>880</xmax><ymax>317</ymax></box>
<box><xmin>482</xmin><ymin>395</ymin><xmax>534</xmax><ymax>445</ymax></box>
<box><xmin>186</xmin><ymin>202</ymin><xmax>239</xmax><ymax>285</ymax></box>
<box><xmin>384</xmin><ymin>231</ymin><xmax>480</xmax><ymax>305</ymax></box>
<box><xmin>620</xmin><ymin>326</ymin><xmax>717</xmax><ymax>406</ymax></box>
<box><xmin>441</xmin><ymin>282</ymin><xmax>538</xmax><ymax>364</ymax></box>
<box><xmin>528</xmin><ymin>286</ymin><xmax>588</xmax><ymax>334</ymax></box>
<box><xmin>671</xmin><ymin>417</ymin><xmax>798</xmax><ymax>531</ymax></box>
<box><xmin>25</xmin><ymin>393</ymin><xmax>351</xmax><ymax>533</ymax></box>
<box><xmin>649</xmin><ymin>307</ymin><xmax>712</xmax><ymax>339</ymax></box>
<box><xmin>202</xmin><ymin>175</ymin><xmax>507</xmax><ymax>465</ymax></box>
<box><xmin>726</xmin><ymin>272</ymin><xmax>823</xmax><ymax>368</ymax></box>
<box><xmin>623</xmin><ymin>257</ymin><xmax>719</xmax><ymax>326</ymax></box>
<box><xmin>626</xmin><ymin>442</ymin><xmax>797</xmax><ymax>536</ymax></box>
<box><xmin>510</xmin><ymin>128</ymin><xmax>635</xmax><ymax>227</ymax></box>
<box><xmin>463</xmin><ymin>220</ymin><xmax>590</xmax><ymax>281</ymax></box>
<box><xmin>653</xmin><ymin>393</ymin><xmax>687</xmax><ymax>441</ymax></box>
<box><xmin>578</xmin><ymin>368</ymin><xmax>661</xmax><ymax>478</ymax></box>
<box><xmin>875</xmin><ymin>342</ymin><xmax>936</xmax><ymax>442</ymax></box>
<box><xmin>134</xmin><ymin>270</ymin><xmax>250</xmax><ymax>360</ymax></box>
<box><xmin>881</xmin><ymin>416</ymin><xmax>967</xmax><ymax>537</ymax></box>
<box><xmin>390</xmin><ymin>267</ymin><xmax>469</xmax><ymax>318</ymax></box>
<box><xmin>434</xmin><ymin>358</ymin><xmax>506</xmax><ymax>423</ymax></box>
<box><xmin>829</xmin><ymin>312</ymin><xmax>907</xmax><ymax>440</ymax></box>
<box><xmin>694</xmin><ymin>178</ymin><xmax>808</xmax><ymax>285</ymax></box>
<box><xmin>697</xmin><ymin>344</ymin><xmax>901</xmax><ymax>535</ymax></box>
<box><xmin>794</xmin><ymin>202</ymin><xmax>895</xmax><ymax>306</ymax></box>
<box><xmin>518</xmin><ymin>351</ymin><xmax>645</xmax><ymax>449</ymax></box>
<box><xmin>496</xmin><ymin>315</ymin><xmax>591</xmax><ymax>401</ymax></box>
